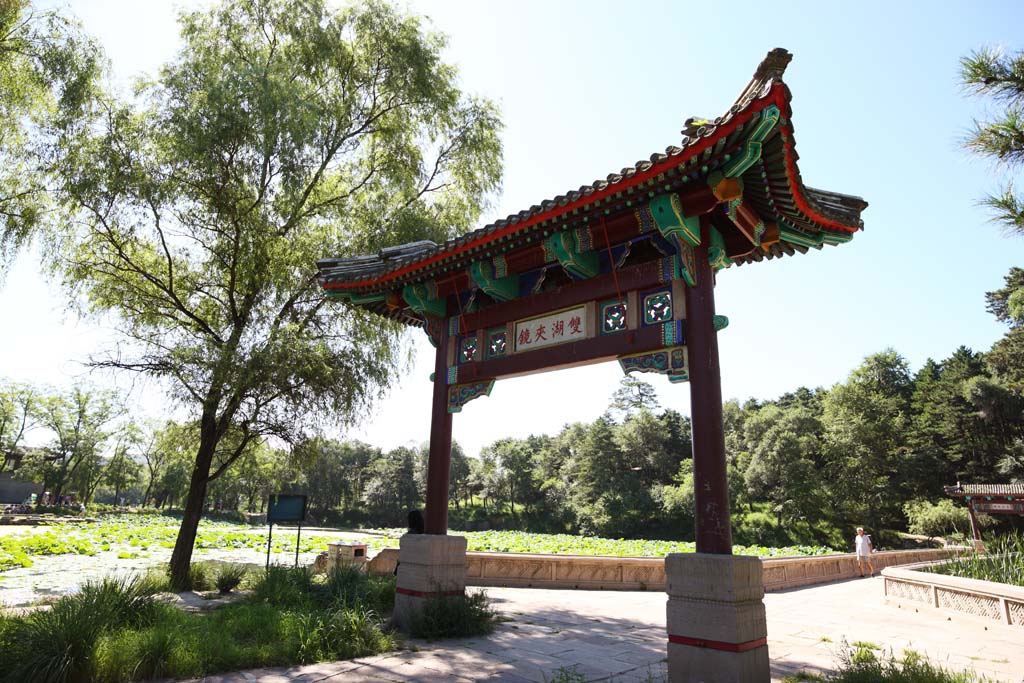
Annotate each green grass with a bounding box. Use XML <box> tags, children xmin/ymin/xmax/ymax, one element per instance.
<box><xmin>0</xmin><ymin>514</ymin><xmax>344</xmax><ymax>571</ymax></box>
<box><xmin>2</xmin><ymin>516</ymin><xmax>835</xmax><ymax>573</ymax></box>
<box><xmin>368</xmin><ymin>528</ymin><xmax>835</xmax><ymax>558</ymax></box>
<box><xmin>0</xmin><ymin>567</ymin><xmax>398</xmax><ymax>683</ymax></box>
<box><xmin>784</xmin><ymin>646</ymin><xmax>996</xmax><ymax>683</ymax></box>
<box><xmin>407</xmin><ymin>588</ymin><xmax>497</xmax><ymax>640</ymax></box>
<box><xmin>922</xmin><ymin>533</ymin><xmax>1024</xmax><ymax>586</ymax></box>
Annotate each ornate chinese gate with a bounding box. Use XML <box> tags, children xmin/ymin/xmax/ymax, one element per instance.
<box><xmin>945</xmin><ymin>483</ymin><xmax>1024</xmax><ymax>550</ymax></box>
<box><xmin>318</xmin><ymin>49</ymin><xmax>866</xmax><ymax>683</ymax></box>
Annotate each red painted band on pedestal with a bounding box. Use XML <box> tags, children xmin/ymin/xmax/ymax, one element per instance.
<box><xmin>668</xmin><ymin>634</ymin><xmax>767</xmax><ymax>653</ymax></box>
<box><xmin>395</xmin><ymin>587</ymin><xmax>464</xmax><ymax>598</ymax></box>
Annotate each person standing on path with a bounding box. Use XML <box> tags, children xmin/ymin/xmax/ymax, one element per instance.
<box><xmin>855</xmin><ymin>527</ymin><xmax>874</xmax><ymax>577</ymax></box>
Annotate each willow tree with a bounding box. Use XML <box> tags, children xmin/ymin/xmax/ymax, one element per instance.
<box><xmin>0</xmin><ymin>0</ymin><xmax>99</xmax><ymax>274</ymax></box>
<box><xmin>47</xmin><ymin>0</ymin><xmax>502</xmax><ymax>587</ymax></box>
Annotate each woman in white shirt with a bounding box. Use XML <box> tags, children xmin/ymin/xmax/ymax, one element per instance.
<box><xmin>855</xmin><ymin>527</ymin><xmax>874</xmax><ymax>577</ymax></box>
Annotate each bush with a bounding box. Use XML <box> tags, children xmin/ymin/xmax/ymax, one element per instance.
<box><xmin>904</xmin><ymin>499</ymin><xmax>972</xmax><ymax>539</ymax></box>
<box><xmin>314</xmin><ymin>564</ymin><xmax>395</xmax><ymax>613</ymax></box>
<box><xmin>0</xmin><ymin>577</ymin><xmax>159</xmax><ymax>683</ymax></box>
<box><xmin>215</xmin><ymin>564</ymin><xmax>249</xmax><ymax>593</ymax></box>
<box><xmin>289</xmin><ymin>607</ymin><xmax>394</xmax><ymax>663</ymax></box>
<box><xmin>408</xmin><ymin>589</ymin><xmax>497</xmax><ymax>639</ymax></box>
<box><xmin>833</xmin><ymin>645</ymin><xmax>992</xmax><ymax>682</ymax></box>
<box><xmin>183</xmin><ymin>561</ymin><xmax>215</xmax><ymax>591</ymax></box>
<box><xmin>0</xmin><ymin>569</ymin><xmax>398</xmax><ymax>683</ymax></box>
<box><xmin>250</xmin><ymin>565</ymin><xmax>317</xmax><ymax>608</ymax></box>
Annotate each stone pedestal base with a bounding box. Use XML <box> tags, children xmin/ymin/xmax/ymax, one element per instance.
<box><xmin>666</xmin><ymin>553</ymin><xmax>769</xmax><ymax>683</ymax></box>
<box><xmin>393</xmin><ymin>534</ymin><xmax>467</xmax><ymax>631</ymax></box>
<box><xmin>972</xmin><ymin>539</ymin><xmax>986</xmax><ymax>553</ymax></box>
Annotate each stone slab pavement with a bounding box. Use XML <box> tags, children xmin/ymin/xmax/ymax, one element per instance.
<box><xmin>181</xmin><ymin>577</ymin><xmax>1024</xmax><ymax>683</ymax></box>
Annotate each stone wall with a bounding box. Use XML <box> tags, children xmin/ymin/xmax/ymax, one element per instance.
<box><xmin>366</xmin><ymin>547</ymin><xmax>957</xmax><ymax>592</ymax></box>
<box><xmin>882</xmin><ymin>561</ymin><xmax>1024</xmax><ymax>628</ymax></box>
<box><xmin>0</xmin><ymin>473</ymin><xmax>42</xmax><ymax>504</ymax></box>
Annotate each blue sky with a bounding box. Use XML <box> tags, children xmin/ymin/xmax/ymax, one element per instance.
<box><xmin>3</xmin><ymin>0</ymin><xmax>1023</xmax><ymax>457</ymax></box>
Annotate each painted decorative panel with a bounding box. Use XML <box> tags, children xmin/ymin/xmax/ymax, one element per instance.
<box><xmin>459</xmin><ymin>336</ymin><xmax>479</xmax><ymax>364</ymax></box>
<box><xmin>643</xmin><ymin>290</ymin><xmax>672</xmax><ymax>325</ymax></box>
<box><xmin>601</xmin><ymin>299</ymin><xmax>628</xmax><ymax>334</ymax></box>
<box><xmin>513</xmin><ymin>305</ymin><xmax>586</xmax><ymax>352</ymax></box>
<box><xmin>486</xmin><ymin>328</ymin><xmax>508</xmax><ymax>359</ymax></box>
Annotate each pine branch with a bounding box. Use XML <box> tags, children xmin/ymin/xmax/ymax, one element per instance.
<box><xmin>961</xmin><ymin>47</ymin><xmax>1024</xmax><ymax>103</ymax></box>
<box><xmin>981</xmin><ymin>185</ymin><xmax>1024</xmax><ymax>237</ymax></box>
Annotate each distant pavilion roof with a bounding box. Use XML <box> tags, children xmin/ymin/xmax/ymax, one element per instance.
<box><xmin>317</xmin><ymin>48</ymin><xmax>868</xmax><ymax>326</ymax></box>
<box><xmin>944</xmin><ymin>483</ymin><xmax>1024</xmax><ymax>498</ymax></box>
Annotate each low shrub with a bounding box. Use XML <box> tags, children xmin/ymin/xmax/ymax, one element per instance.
<box><xmin>0</xmin><ymin>577</ymin><xmax>160</xmax><ymax>683</ymax></box>
<box><xmin>1</xmin><ymin>569</ymin><xmax>398</xmax><ymax>683</ymax></box>
<box><xmin>215</xmin><ymin>563</ymin><xmax>249</xmax><ymax>593</ymax></box>
<box><xmin>314</xmin><ymin>564</ymin><xmax>395</xmax><ymax>613</ymax></box>
<box><xmin>250</xmin><ymin>565</ymin><xmax>317</xmax><ymax>608</ymax></box>
<box><xmin>408</xmin><ymin>589</ymin><xmax>497</xmax><ymax>640</ymax></box>
<box><xmin>784</xmin><ymin>645</ymin><xmax>995</xmax><ymax>682</ymax></box>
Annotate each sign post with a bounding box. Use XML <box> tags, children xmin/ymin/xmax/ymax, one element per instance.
<box><xmin>266</xmin><ymin>494</ymin><xmax>307</xmax><ymax>568</ymax></box>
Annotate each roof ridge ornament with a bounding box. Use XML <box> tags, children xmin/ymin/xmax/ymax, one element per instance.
<box><xmin>754</xmin><ymin>48</ymin><xmax>793</xmax><ymax>83</ymax></box>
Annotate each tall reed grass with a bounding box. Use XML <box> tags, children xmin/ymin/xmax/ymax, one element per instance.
<box><xmin>922</xmin><ymin>533</ymin><xmax>1024</xmax><ymax>587</ymax></box>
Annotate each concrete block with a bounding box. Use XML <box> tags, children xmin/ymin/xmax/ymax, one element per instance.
<box><xmin>666</xmin><ymin>597</ymin><xmax>766</xmax><ymax>644</ymax></box>
<box><xmin>665</xmin><ymin>553</ymin><xmax>763</xmax><ymax>602</ymax></box>
<box><xmin>668</xmin><ymin>641</ymin><xmax>769</xmax><ymax>683</ymax></box>
<box><xmin>665</xmin><ymin>553</ymin><xmax>769</xmax><ymax>683</ymax></box>
<box><xmin>393</xmin><ymin>534</ymin><xmax>468</xmax><ymax>632</ymax></box>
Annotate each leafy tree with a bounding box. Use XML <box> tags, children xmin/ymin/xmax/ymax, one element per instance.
<box><xmin>0</xmin><ymin>0</ymin><xmax>100</xmax><ymax>273</ymax></box>
<box><xmin>42</xmin><ymin>0</ymin><xmax>502</xmax><ymax>586</ymax></box>
<box><xmin>985</xmin><ymin>269</ymin><xmax>1024</xmax><ymax>393</ymax></box>
<box><xmin>823</xmin><ymin>350</ymin><xmax>913</xmax><ymax>533</ymax></box>
<box><xmin>486</xmin><ymin>438</ymin><xmax>536</xmax><ymax>517</ymax></box>
<box><xmin>363</xmin><ymin>446</ymin><xmax>419</xmax><ymax>517</ymax></box>
<box><xmin>103</xmin><ymin>430</ymin><xmax>142</xmax><ymax>505</ymax></box>
<box><xmin>291</xmin><ymin>437</ymin><xmax>381</xmax><ymax>517</ymax></box>
<box><xmin>741</xmin><ymin>404</ymin><xmax>822</xmax><ymax>529</ymax></box>
<box><xmin>141</xmin><ymin>421</ymin><xmax>192</xmax><ymax>505</ymax></box>
<box><xmin>607</xmin><ymin>375</ymin><xmax>660</xmax><ymax>420</ymax></box>
<box><xmin>0</xmin><ymin>379</ymin><xmax>36</xmax><ymax>469</ymax></box>
<box><xmin>960</xmin><ymin>48</ymin><xmax>1024</xmax><ymax>235</ymax></box>
<box><xmin>986</xmin><ymin>267</ymin><xmax>1024</xmax><ymax>326</ymax></box>
<box><xmin>903</xmin><ymin>499</ymin><xmax>979</xmax><ymax>540</ymax></box>
<box><xmin>25</xmin><ymin>384</ymin><xmax>119</xmax><ymax>504</ymax></box>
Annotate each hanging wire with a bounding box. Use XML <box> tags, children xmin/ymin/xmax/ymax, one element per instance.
<box><xmin>600</xmin><ymin>216</ymin><xmax>628</xmax><ymax>330</ymax></box>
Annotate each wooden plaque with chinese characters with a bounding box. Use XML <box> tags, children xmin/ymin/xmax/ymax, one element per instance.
<box><xmin>442</xmin><ymin>258</ymin><xmax>690</xmax><ymax>407</ymax></box>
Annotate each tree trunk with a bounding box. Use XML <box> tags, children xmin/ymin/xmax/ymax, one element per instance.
<box><xmin>168</xmin><ymin>437</ymin><xmax>216</xmax><ymax>589</ymax></box>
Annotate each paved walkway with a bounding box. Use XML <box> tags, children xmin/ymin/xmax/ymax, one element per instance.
<box><xmin>185</xmin><ymin>577</ymin><xmax>1024</xmax><ymax>683</ymax></box>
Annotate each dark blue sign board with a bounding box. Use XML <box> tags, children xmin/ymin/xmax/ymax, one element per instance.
<box><xmin>267</xmin><ymin>494</ymin><xmax>307</xmax><ymax>523</ymax></box>
<box><xmin>265</xmin><ymin>494</ymin><xmax>307</xmax><ymax>568</ymax></box>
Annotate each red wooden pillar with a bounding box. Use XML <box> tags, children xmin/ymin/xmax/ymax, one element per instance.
<box><xmin>967</xmin><ymin>500</ymin><xmax>982</xmax><ymax>542</ymax></box>
<box><xmin>424</xmin><ymin>321</ymin><xmax>453</xmax><ymax>534</ymax></box>
<box><xmin>685</xmin><ymin>219</ymin><xmax>732</xmax><ymax>554</ymax></box>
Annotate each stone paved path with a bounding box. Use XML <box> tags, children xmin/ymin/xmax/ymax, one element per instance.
<box><xmin>180</xmin><ymin>576</ymin><xmax>1024</xmax><ymax>683</ymax></box>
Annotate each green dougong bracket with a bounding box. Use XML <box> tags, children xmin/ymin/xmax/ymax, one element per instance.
<box><xmin>708</xmin><ymin>227</ymin><xmax>733</xmax><ymax>271</ymax></box>
<box><xmin>779</xmin><ymin>224</ymin><xmax>825</xmax><ymax>249</ymax></box>
<box><xmin>326</xmin><ymin>289</ymin><xmax>388</xmax><ymax>305</ymax></box>
<box><xmin>547</xmin><ymin>231</ymin><xmax>600</xmax><ymax>280</ymax></box>
<box><xmin>650</xmin><ymin>193</ymin><xmax>702</xmax><ymax>287</ymax></box>
<box><xmin>618</xmin><ymin>346</ymin><xmax>689</xmax><ymax>384</ymax></box>
<box><xmin>469</xmin><ymin>260</ymin><xmax>520</xmax><ymax>302</ymax></box>
<box><xmin>448</xmin><ymin>379</ymin><xmax>496</xmax><ymax>413</ymax></box>
<box><xmin>650</xmin><ymin>193</ymin><xmax>701</xmax><ymax>247</ymax></box>
<box><xmin>721</xmin><ymin>105</ymin><xmax>781</xmax><ymax>178</ymax></box>
<box><xmin>403</xmin><ymin>282</ymin><xmax>446</xmax><ymax>318</ymax></box>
